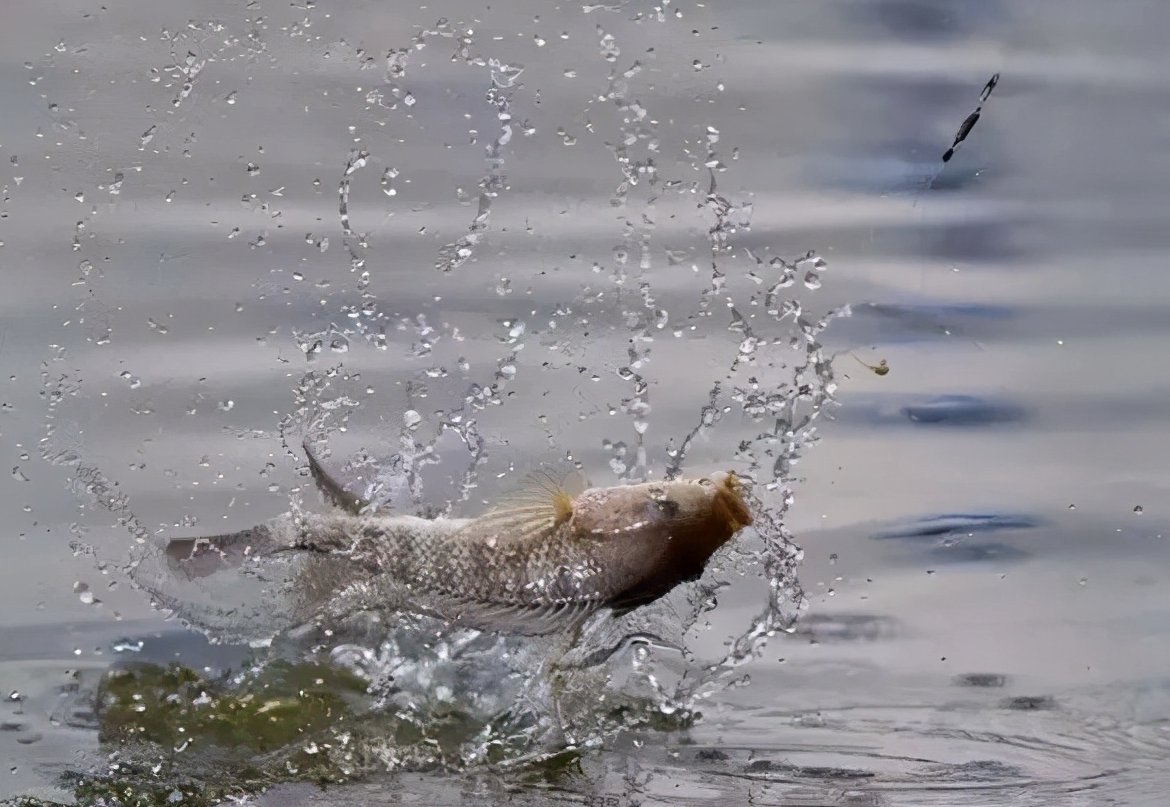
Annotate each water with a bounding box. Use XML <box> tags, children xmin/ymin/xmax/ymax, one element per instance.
<box><xmin>3</xmin><ymin>1</ymin><xmax>1169</xmax><ymax>805</ymax></box>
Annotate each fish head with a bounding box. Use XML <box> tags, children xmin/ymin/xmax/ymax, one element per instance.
<box><xmin>570</xmin><ymin>472</ymin><xmax>753</xmax><ymax>573</ymax></box>
<box><xmin>672</xmin><ymin>472</ymin><xmax>754</xmax><ymax>536</ymax></box>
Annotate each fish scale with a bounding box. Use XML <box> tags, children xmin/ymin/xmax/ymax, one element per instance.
<box><xmin>326</xmin><ymin>514</ymin><xmax>617</xmax><ymax>610</ymax></box>
<box><xmin>282</xmin><ymin>510</ymin><xmax>647</xmax><ymax>633</ymax></box>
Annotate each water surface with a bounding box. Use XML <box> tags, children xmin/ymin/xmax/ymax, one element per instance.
<box><xmin>2</xmin><ymin>1</ymin><xmax>1169</xmax><ymax>805</ymax></box>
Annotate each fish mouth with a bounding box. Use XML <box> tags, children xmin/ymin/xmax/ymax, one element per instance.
<box><xmin>713</xmin><ymin>471</ymin><xmax>753</xmax><ymax>532</ymax></box>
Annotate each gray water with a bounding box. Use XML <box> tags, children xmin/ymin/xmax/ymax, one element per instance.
<box><xmin>3</xmin><ymin>1</ymin><xmax>1170</xmax><ymax>805</ymax></box>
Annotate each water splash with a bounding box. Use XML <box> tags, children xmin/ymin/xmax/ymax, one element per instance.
<box><xmin>434</xmin><ymin>55</ymin><xmax>523</xmax><ymax>274</ymax></box>
<box><xmin>31</xmin><ymin>2</ymin><xmax>847</xmax><ymax>792</ymax></box>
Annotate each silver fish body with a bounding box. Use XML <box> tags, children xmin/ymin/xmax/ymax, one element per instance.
<box><xmin>168</xmin><ymin>473</ymin><xmax>752</xmax><ymax>634</ymax></box>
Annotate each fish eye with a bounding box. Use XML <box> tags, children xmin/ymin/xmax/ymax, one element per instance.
<box><xmin>656</xmin><ymin>498</ymin><xmax>681</xmax><ymax>517</ymax></box>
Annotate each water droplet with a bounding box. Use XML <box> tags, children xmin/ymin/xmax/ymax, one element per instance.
<box><xmin>597</xmin><ymin>27</ymin><xmax>619</xmax><ymax>62</ymax></box>
<box><xmin>403</xmin><ymin>410</ymin><xmax>422</xmax><ymax>429</ymax></box>
<box><xmin>499</xmin><ymin>321</ymin><xmax>526</xmax><ymax>345</ymax></box>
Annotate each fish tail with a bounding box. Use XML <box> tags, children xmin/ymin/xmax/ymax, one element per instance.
<box><xmin>164</xmin><ymin>514</ymin><xmax>356</xmax><ymax>579</ymax></box>
<box><xmin>165</xmin><ymin>522</ymin><xmax>285</xmax><ymax>579</ymax></box>
<box><xmin>154</xmin><ymin>514</ymin><xmax>374</xmax><ymax>642</ymax></box>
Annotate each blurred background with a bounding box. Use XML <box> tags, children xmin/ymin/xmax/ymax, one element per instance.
<box><xmin>2</xmin><ymin>1</ymin><xmax>1169</xmax><ymax>805</ymax></box>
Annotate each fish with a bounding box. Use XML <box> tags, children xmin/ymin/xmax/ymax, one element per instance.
<box><xmin>165</xmin><ymin>442</ymin><xmax>754</xmax><ymax>635</ymax></box>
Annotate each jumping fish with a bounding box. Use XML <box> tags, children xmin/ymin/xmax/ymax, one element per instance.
<box><xmin>166</xmin><ymin>443</ymin><xmax>754</xmax><ymax>635</ymax></box>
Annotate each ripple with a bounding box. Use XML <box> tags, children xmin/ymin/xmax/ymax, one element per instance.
<box><xmin>674</xmin><ymin>694</ymin><xmax>1158</xmax><ymax>805</ymax></box>
<box><xmin>1004</xmin><ymin>695</ymin><xmax>1060</xmax><ymax>711</ymax></box>
<box><xmin>838</xmin><ymin>394</ymin><xmax>1030</xmax><ymax>428</ymax></box>
<box><xmin>874</xmin><ymin>513</ymin><xmax>1040</xmax><ymax>540</ymax></box>
<box><xmin>902</xmin><ymin>395</ymin><xmax>1029</xmax><ymax>426</ymax></box>
<box><xmin>926</xmin><ymin>541</ymin><xmax>1033</xmax><ymax>564</ymax></box>
<box><xmin>953</xmin><ymin>673</ymin><xmax>1009</xmax><ymax>688</ymax></box>
<box><xmin>792</xmin><ymin>613</ymin><xmax>902</xmax><ymax>643</ymax></box>
<box><xmin>854</xmin><ymin>300</ymin><xmax>1016</xmax><ymax>341</ymax></box>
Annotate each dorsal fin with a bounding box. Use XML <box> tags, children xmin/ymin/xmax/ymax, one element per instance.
<box><xmin>493</xmin><ymin>466</ymin><xmax>588</xmax><ymax>522</ymax></box>
<box><xmin>303</xmin><ymin>438</ymin><xmax>373</xmax><ymax>515</ymax></box>
<box><xmin>462</xmin><ymin>466</ymin><xmax>589</xmax><ymax>545</ymax></box>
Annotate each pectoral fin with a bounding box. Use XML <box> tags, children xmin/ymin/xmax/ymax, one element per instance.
<box><xmin>425</xmin><ymin>592</ymin><xmax>601</xmax><ymax>635</ymax></box>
